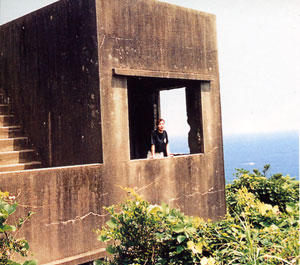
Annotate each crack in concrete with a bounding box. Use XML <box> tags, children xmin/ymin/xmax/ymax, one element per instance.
<box><xmin>114</xmin><ymin>37</ymin><xmax>133</xmax><ymax>42</ymax></box>
<box><xmin>136</xmin><ymin>180</ymin><xmax>159</xmax><ymax>193</ymax></box>
<box><xmin>206</xmin><ymin>146</ymin><xmax>219</xmax><ymax>155</ymax></box>
<box><xmin>18</xmin><ymin>204</ymin><xmax>44</xmax><ymax>209</ymax></box>
<box><xmin>45</xmin><ymin>212</ymin><xmax>108</xmax><ymax>227</ymax></box>
<box><xmin>99</xmin><ymin>35</ymin><xmax>106</xmax><ymax>49</ymax></box>
<box><xmin>168</xmin><ymin>188</ymin><xmax>224</xmax><ymax>202</ymax></box>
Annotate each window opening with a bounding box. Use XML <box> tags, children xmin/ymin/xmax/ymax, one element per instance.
<box><xmin>127</xmin><ymin>77</ymin><xmax>205</xmax><ymax>160</ymax></box>
<box><xmin>160</xmin><ymin>88</ymin><xmax>189</xmax><ymax>155</ymax></box>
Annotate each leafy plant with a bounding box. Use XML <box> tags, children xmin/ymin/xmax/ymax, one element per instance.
<box><xmin>226</xmin><ymin>164</ymin><xmax>299</xmax><ymax>213</ymax></box>
<box><xmin>95</xmin><ymin>167</ymin><xmax>299</xmax><ymax>264</ymax></box>
<box><xmin>223</xmin><ymin>166</ymin><xmax>299</xmax><ymax>264</ymax></box>
<box><xmin>95</xmin><ymin>187</ymin><xmax>215</xmax><ymax>264</ymax></box>
<box><xmin>0</xmin><ymin>191</ymin><xmax>36</xmax><ymax>265</ymax></box>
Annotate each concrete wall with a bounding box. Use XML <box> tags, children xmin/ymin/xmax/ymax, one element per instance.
<box><xmin>0</xmin><ymin>166</ymin><xmax>108</xmax><ymax>264</ymax></box>
<box><xmin>0</xmin><ymin>0</ymin><xmax>225</xmax><ymax>263</ymax></box>
<box><xmin>0</xmin><ymin>157</ymin><xmax>225</xmax><ymax>264</ymax></box>
<box><xmin>96</xmin><ymin>0</ymin><xmax>225</xmax><ymax>218</ymax></box>
<box><xmin>0</xmin><ymin>0</ymin><xmax>102</xmax><ymax>167</ymax></box>
<box><xmin>96</xmin><ymin>0</ymin><xmax>223</xmax><ymax>163</ymax></box>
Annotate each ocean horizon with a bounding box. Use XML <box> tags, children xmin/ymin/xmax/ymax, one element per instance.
<box><xmin>169</xmin><ymin>130</ymin><xmax>299</xmax><ymax>183</ymax></box>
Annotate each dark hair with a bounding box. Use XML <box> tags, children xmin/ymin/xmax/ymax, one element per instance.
<box><xmin>157</xmin><ymin>118</ymin><xmax>165</xmax><ymax>126</ymax></box>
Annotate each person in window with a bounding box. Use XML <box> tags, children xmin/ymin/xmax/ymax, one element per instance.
<box><xmin>147</xmin><ymin>118</ymin><xmax>173</xmax><ymax>159</ymax></box>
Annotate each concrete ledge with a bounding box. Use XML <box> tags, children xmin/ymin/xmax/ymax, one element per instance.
<box><xmin>43</xmin><ymin>248</ymin><xmax>106</xmax><ymax>265</ymax></box>
<box><xmin>0</xmin><ymin>163</ymin><xmax>103</xmax><ymax>175</ymax></box>
<box><xmin>113</xmin><ymin>68</ymin><xmax>214</xmax><ymax>81</ymax></box>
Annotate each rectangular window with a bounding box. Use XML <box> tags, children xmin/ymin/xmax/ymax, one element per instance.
<box><xmin>160</xmin><ymin>87</ymin><xmax>189</xmax><ymax>155</ymax></box>
<box><xmin>127</xmin><ymin>76</ymin><xmax>207</xmax><ymax>160</ymax></box>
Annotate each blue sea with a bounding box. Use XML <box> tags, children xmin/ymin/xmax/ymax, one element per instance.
<box><xmin>170</xmin><ymin>131</ymin><xmax>299</xmax><ymax>183</ymax></box>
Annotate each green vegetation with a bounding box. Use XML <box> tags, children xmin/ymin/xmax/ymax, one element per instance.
<box><xmin>0</xmin><ymin>191</ymin><xmax>36</xmax><ymax>265</ymax></box>
<box><xmin>96</xmin><ymin>166</ymin><xmax>299</xmax><ymax>264</ymax></box>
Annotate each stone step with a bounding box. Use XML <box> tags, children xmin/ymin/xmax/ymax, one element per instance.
<box><xmin>0</xmin><ymin>137</ymin><xmax>28</xmax><ymax>152</ymax></box>
<box><xmin>0</xmin><ymin>95</ymin><xmax>41</xmax><ymax>172</ymax></box>
<box><xmin>0</xmin><ymin>161</ymin><xmax>41</xmax><ymax>173</ymax></box>
<box><xmin>0</xmin><ymin>149</ymin><xmax>37</xmax><ymax>165</ymax></box>
<box><xmin>0</xmin><ymin>115</ymin><xmax>14</xmax><ymax>126</ymax></box>
<box><xmin>0</xmin><ymin>104</ymin><xmax>10</xmax><ymax>115</ymax></box>
<box><xmin>0</xmin><ymin>126</ymin><xmax>22</xmax><ymax>138</ymax></box>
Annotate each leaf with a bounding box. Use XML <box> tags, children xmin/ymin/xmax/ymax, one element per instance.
<box><xmin>0</xmin><ymin>224</ymin><xmax>17</xmax><ymax>232</ymax></box>
<box><xmin>98</xmin><ymin>234</ymin><xmax>110</xmax><ymax>242</ymax></box>
<box><xmin>167</xmin><ymin>215</ymin><xmax>176</xmax><ymax>223</ymax></box>
<box><xmin>0</xmin><ymin>212</ymin><xmax>8</xmax><ymax>220</ymax></box>
<box><xmin>7</xmin><ymin>261</ymin><xmax>20</xmax><ymax>265</ymax></box>
<box><xmin>186</xmin><ymin>226</ymin><xmax>197</xmax><ymax>234</ymax></box>
<box><xmin>106</xmin><ymin>245</ymin><xmax>116</xmax><ymax>254</ymax></box>
<box><xmin>106</xmin><ymin>218</ymin><xmax>118</xmax><ymax>229</ymax></box>
<box><xmin>258</xmin><ymin>202</ymin><xmax>272</xmax><ymax>216</ymax></box>
<box><xmin>187</xmin><ymin>240</ymin><xmax>195</xmax><ymax>250</ymax></box>
<box><xmin>200</xmin><ymin>257</ymin><xmax>215</xmax><ymax>265</ymax></box>
<box><xmin>147</xmin><ymin>205</ymin><xmax>162</xmax><ymax>214</ymax></box>
<box><xmin>94</xmin><ymin>259</ymin><xmax>106</xmax><ymax>265</ymax></box>
<box><xmin>187</xmin><ymin>241</ymin><xmax>203</xmax><ymax>254</ymax></box>
<box><xmin>173</xmin><ymin>223</ymin><xmax>185</xmax><ymax>233</ymax></box>
<box><xmin>23</xmin><ymin>261</ymin><xmax>38</xmax><ymax>265</ymax></box>
<box><xmin>195</xmin><ymin>242</ymin><xmax>203</xmax><ymax>254</ymax></box>
<box><xmin>269</xmin><ymin>224</ymin><xmax>279</xmax><ymax>231</ymax></box>
<box><xmin>200</xmin><ymin>257</ymin><xmax>209</xmax><ymax>265</ymax></box>
<box><xmin>176</xmin><ymin>245</ymin><xmax>185</xmax><ymax>254</ymax></box>
<box><xmin>286</xmin><ymin>203</ymin><xmax>296</xmax><ymax>214</ymax></box>
<box><xmin>23</xmin><ymin>241</ymin><xmax>30</xmax><ymax>250</ymax></box>
<box><xmin>161</xmin><ymin>202</ymin><xmax>170</xmax><ymax>214</ymax></box>
<box><xmin>4</xmin><ymin>203</ymin><xmax>17</xmax><ymax>215</ymax></box>
<box><xmin>177</xmin><ymin>235</ymin><xmax>186</xmax><ymax>243</ymax></box>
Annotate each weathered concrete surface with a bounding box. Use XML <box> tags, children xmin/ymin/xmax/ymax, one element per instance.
<box><xmin>0</xmin><ymin>0</ymin><xmax>225</xmax><ymax>263</ymax></box>
<box><xmin>95</xmin><ymin>0</ymin><xmax>225</xmax><ymax>217</ymax></box>
<box><xmin>0</xmin><ymin>166</ymin><xmax>108</xmax><ymax>264</ymax></box>
<box><xmin>1</xmin><ymin>155</ymin><xmax>225</xmax><ymax>264</ymax></box>
<box><xmin>0</xmin><ymin>0</ymin><xmax>102</xmax><ymax>167</ymax></box>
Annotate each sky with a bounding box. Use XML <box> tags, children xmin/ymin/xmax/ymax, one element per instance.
<box><xmin>0</xmin><ymin>0</ymin><xmax>299</xmax><ymax>136</ymax></box>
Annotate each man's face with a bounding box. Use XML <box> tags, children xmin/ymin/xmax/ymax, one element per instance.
<box><xmin>158</xmin><ymin>121</ymin><xmax>165</xmax><ymax>132</ymax></box>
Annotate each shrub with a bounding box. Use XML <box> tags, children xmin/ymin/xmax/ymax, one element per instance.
<box><xmin>95</xmin><ymin>187</ymin><xmax>204</xmax><ymax>264</ymax></box>
<box><xmin>0</xmin><ymin>191</ymin><xmax>36</xmax><ymax>265</ymax></box>
<box><xmin>222</xmin><ymin>166</ymin><xmax>299</xmax><ymax>264</ymax></box>
<box><xmin>226</xmin><ymin>164</ymin><xmax>299</xmax><ymax>213</ymax></box>
<box><xmin>95</xmin><ymin>167</ymin><xmax>299</xmax><ymax>264</ymax></box>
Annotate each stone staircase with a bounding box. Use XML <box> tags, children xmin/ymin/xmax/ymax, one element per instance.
<box><xmin>0</xmin><ymin>100</ymin><xmax>41</xmax><ymax>172</ymax></box>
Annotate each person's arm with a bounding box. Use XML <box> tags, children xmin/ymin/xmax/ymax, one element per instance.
<box><xmin>166</xmin><ymin>143</ymin><xmax>170</xmax><ymax>157</ymax></box>
<box><xmin>166</xmin><ymin>143</ymin><xmax>173</xmax><ymax>157</ymax></box>
<box><xmin>150</xmin><ymin>144</ymin><xmax>155</xmax><ymax>158</ymax></box>
<box><xmin>150</xmin><ymin>131</ymin><xmax>156</xmax><ymax>159</ymax></box>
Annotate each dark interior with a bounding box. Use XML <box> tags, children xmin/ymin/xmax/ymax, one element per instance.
<box><xmin>127</xmin><ymin>76</ymin><xmax>206</xmax><ymax>160</ymax></box>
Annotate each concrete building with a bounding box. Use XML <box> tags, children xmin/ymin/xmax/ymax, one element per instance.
<box><xmin>0</xmin><ymin>0</ymin><xmax>225</xmax><ymax>263</ymax></box>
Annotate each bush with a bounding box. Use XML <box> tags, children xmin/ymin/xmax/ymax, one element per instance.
<box><xmin>226</xmin><ymin>164</ymin><xmax>299</xmax><ymax>213</ymax></box>
<box><xmin>222</xmin><ymin>165</ymin><xmax>299</xmax><ymax>264</ymax></box>
<box><xmin>96</xmin><ymin>187</ymin><xmax>203</xmax><ymax>264</ymax></box>
<box><xmin>0</xmin><ymin>191</ymin><xmax>36</xmax><ymax>265</ymax></box>
<box><xmin>95</xmin><ymin>167</ymin><xmax>299</xmax><ymax>264</ymax></box>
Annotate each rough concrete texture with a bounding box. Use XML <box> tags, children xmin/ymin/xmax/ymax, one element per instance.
<box><xmin>0</xmin><ymin>0</ymin><xmax>102</xmax><ymax>167</ymax></box>
<box><xmin>0</xmin><ymin>0</ymin><xmax>225</xmax><ymax>263</ymax></box>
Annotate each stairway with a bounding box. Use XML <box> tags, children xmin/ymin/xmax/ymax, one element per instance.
<box><xmin>0</xmin><ymin>101</ymin><xmax>41</xmax><ymax>172</ymax></box>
